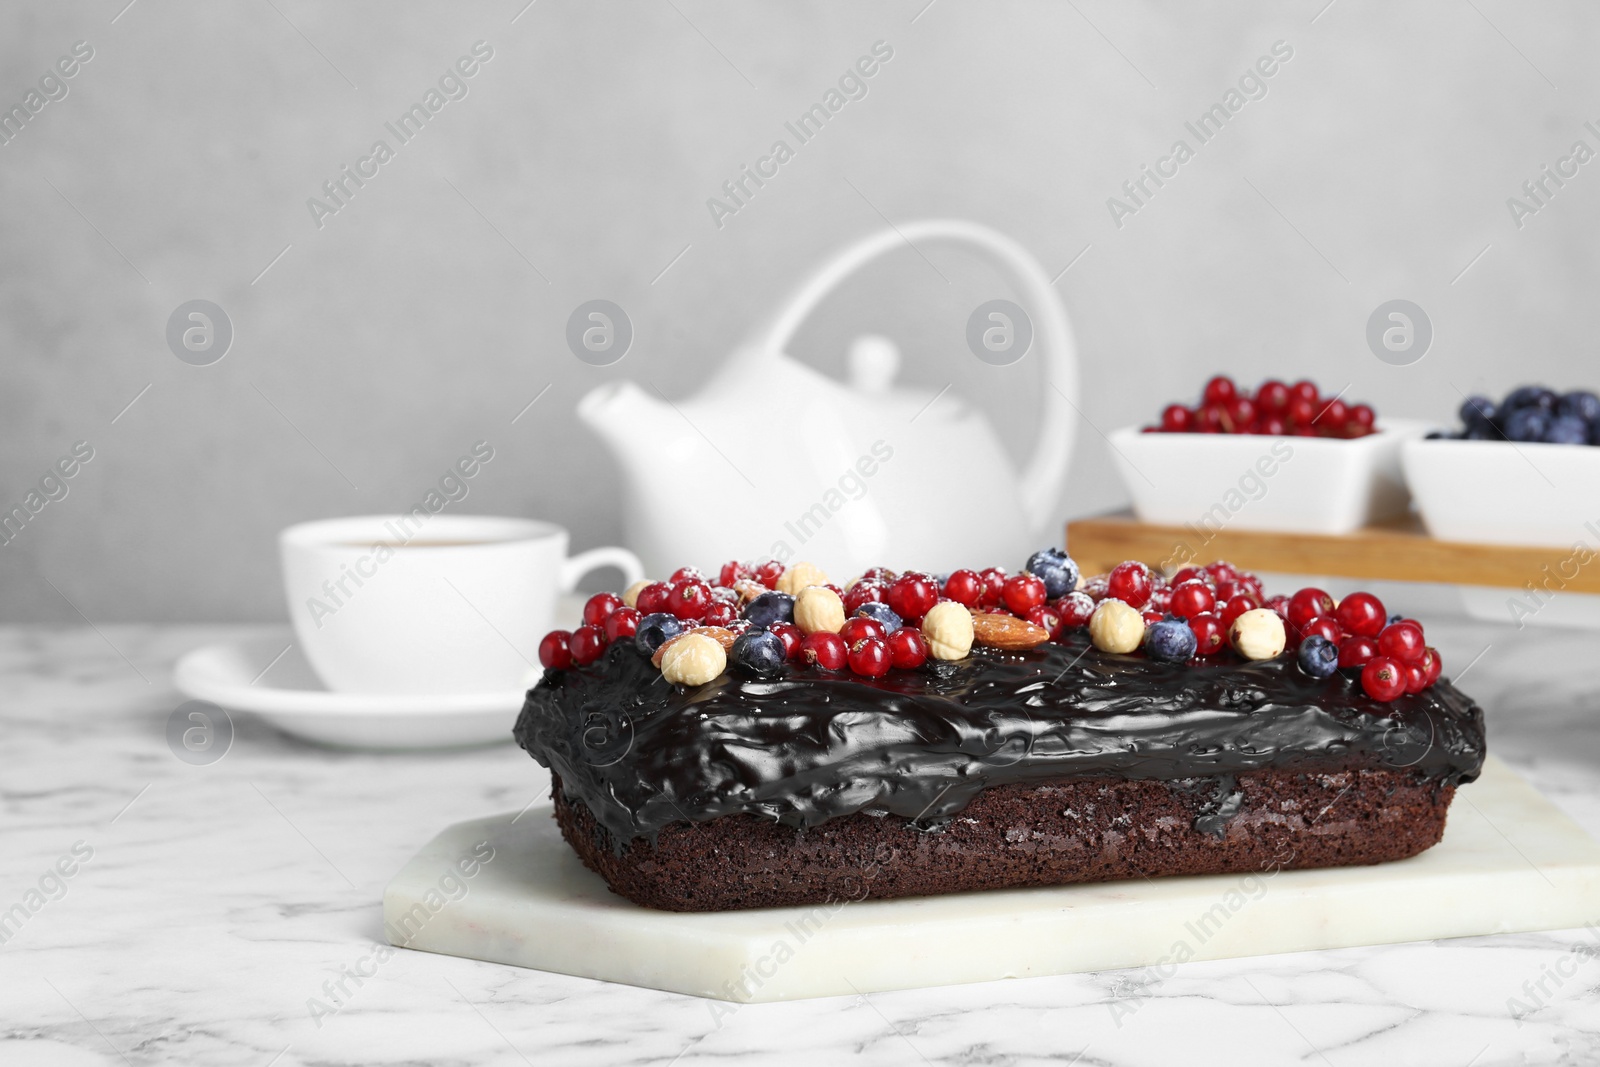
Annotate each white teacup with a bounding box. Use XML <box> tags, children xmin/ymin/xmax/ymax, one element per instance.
<box><xmin>279</xmin><ymin>515</ymin><xmax>643</xmax><ymax>695</ymax></box>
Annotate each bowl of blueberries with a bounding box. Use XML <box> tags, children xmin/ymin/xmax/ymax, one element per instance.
<box><xmin>1404</xmin><ymin>385</ymin><xmax>1600</xmax><ymax>549</ymax></box>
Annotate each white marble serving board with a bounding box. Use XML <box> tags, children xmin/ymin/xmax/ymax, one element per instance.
<box><xmin>383</xmin><ymin>756</ymin><xmax>1600</xmax><ymax>1003</ymax></box>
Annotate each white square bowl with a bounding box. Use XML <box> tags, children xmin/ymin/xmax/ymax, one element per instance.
<box><xmin>1402</xmin><ymin>437</ymin><xmax>1600</xmax><ymax>548</ymax></box>
<box><xmin>1106</xmin><ymin>420</ymin><xmax>1427</xmax><ymax>535</ymax></box>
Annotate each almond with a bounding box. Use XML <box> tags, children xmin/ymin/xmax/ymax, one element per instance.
<box><xmin>970</xmin><ymin>611</ymin><xmax>1051</xmax><ymax>651</ymax></box>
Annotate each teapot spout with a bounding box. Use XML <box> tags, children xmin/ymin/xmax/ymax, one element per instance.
<box><xmin>577</xmin><ymin>381</ymin><xmax>672</xmax><ymax>461</ymax></box>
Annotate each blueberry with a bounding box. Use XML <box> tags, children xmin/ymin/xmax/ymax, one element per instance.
<box><xmin>1504</xmin><ymin>407</ymin><xmax>1551</xmax><ymax>443</ymax></box>
<box><xmin>855</xmin><ymin>601</ymin><xmax>902</xmax><ymax>633</ymax></box>
<box><xmin>634</xmin><ymin>612</ymin><xmax>684</xmax><ymax>656</ymax></box>
<box><xmin>1387</xmin><ymin>613</ymin><xmax>1404</xmax><ymax>626</ymax></box>
<box><xmin>1026</xmin><ymin>548</ymin><xmax>1080</xmax><ymax>599</ymax></box>
<box><xmin>1547</xmin><ymin>414</ymin><xmax>1589</xmax><ymax>445</ymax></box>
<box><xmin>1504</xmin><ymin>386</ymin><xmax>1556</xmax><ymax>413</ymax></box>
<box><xmin>1298</xmin><ymin>635</ymin><xmax>1339</xmax><ymax>679</ymax></box>
<box><xmin>1557</xmin><ymin>390</ymin><xmax>1600</xmax><ymax>424</ymax></box>
<box><xmin>730</xmin><ymin>629</ymin><xmax>786</xmax><ymax>676</ymax></box>
<box><xmin>741</xmin><ymin>591</ymin><xmax>795</xmax><ymax>629</ymax></box>
<box><xmin>1143</xmin><ymin>618</ymin><xmax>1197</xmax><ymax>664</ymax></box>
<box><xmin>1459</xmin><ymin>395</ymin><xmax>1497</xmax><ymax>429</ymax></box>
<box><xmin>1463</xmin><ymin>426</ymin><xmax>1493</xmax><ymax>441</ymax></box>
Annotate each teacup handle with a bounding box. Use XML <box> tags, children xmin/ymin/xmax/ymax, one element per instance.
<box><xmin>561</xmin><ymin>546</ymin><xmax>645</xmax><ymax>593</ymax></box>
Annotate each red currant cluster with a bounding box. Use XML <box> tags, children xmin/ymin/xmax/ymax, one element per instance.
<box><xmin>1145</xmin><ymin>376</ymin><xmax>1376</xmax><ymax>439</ymax></box>
<box><xmin>542</xmin><ymin>565</ymin><xmax>754</xmax><ymax>670</ymax></box>
<box><xmin>1143</xmin><ymin>562</ymin><xmax>1442</xmax><ymax>701</ymax></box>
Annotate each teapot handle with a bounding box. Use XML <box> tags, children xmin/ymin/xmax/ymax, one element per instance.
<box><xmin>753</xmin><ymin>219</ymin><xmax>1078</xmax><ymax>538</ymax></box>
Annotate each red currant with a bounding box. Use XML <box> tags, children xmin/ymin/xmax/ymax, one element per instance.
<box><xmin>1287</xmin><ymin>588</ymin><xmax>1335</xmax><ymax>635</ymax></box>
<box><xmin>1168</xmin><ymin>580</ymin><xmax>1215</xmax><ymax>620</ymax></box>
<box><xmin>752</xmin><ymin>559</ymin><xmax>784</xmax><ymax>588</ymax></box>
<box><xmin>1350</xmin><ymin>404</ymin><xmax>1376</xmax><ymax>432</ymax></box>
<box><xmin>799</xmin><ymin>631</ymin><xmax>847</xmax><ymax>670</ymax></box>
<box><xmin>1107</xmin><ymin>561</ymin><xmax>1153</xmax><ymax>609</ymax></box>
<box><xmin>717</xmin><ymin>560</ymin><xmax>745</xmax><ymax>587</ymax></box>
<box><xmin>1082</xmin><ymin>576</ymin><xmax>1109</xmax><ymax>601</ymax></box>
<box><xmin>538</xmin><ymin>629</ymin><xmax>573</xmax><ymax>669</ymax></box>
<box><xmin>1203</xmin><ymin>375</ymin><xmax>1237</xmax><ymax>407</ymax></box>
<box><xmin>603</xmin><ymin>607</ymin><xmax>640</xmax><ymax>643</ymax></box>
<box><xmin>978</xmin><ymin>567</ymin><xmax>1009</xmax><ymax>607</ymax></box>
<box><xmin>1377</xmin><ymin>621</ymin><xmax>1426</xmax><ymax>665</ymax></box>
<box><xmin>1148</xmin><ymin>588</ymin><xmax>1172</xmax><ymax>613</ymax></box>
<box><xmin>1265</xmin><ymin>594</ymin><xmax>1290</xmax><ymax>620</ymax></box>
<box><xmin>582</xmin><ymin>592</ymin><xmax>623</xmax><ymax>627</ymax></box>
<box><xmin>1236</xmin><ymin>573</ymin><xmax>1265</xmax><ymax>600</ymax></box>
<box><xmin>1026</xmin><ymin>605</ymin><xmax>1064</xmax><ymax>639</ymax></box>
<box><xmin>943</xmin><ymin>569</ymin><xmax>985</xmax><ymax>608</ymax></box>
<box><xmin>1404</xmin><ymin>662</ymin><xmax>1429</xmax><ymax>694</ymax></box>
<box><xmin>1195</xmin><ymin>404</ymin><xmax>1225</xmax><ymax>433</ymax></box>
<box><xmin>886</xmin><ymin>574</ymin><xmax>939</xmax><ymax>622</ymax></box>
<box><xmin>839</xmin><ymin>617</ymin><xmax>886</xmax><ymax>645</ymax></box>
<box><xmin>847</xmin><ymin>636</ymin><xmax>891</xmax><ymax>678</ymax></box>
<box><xmin>669</xmin><ymin>566</ymin><xmax>705</xmax><ymax>584</ymax></box>
<box><xmin>1172</xmin><ymin>566</ymin><xmax>1206</xmax><ymax>586</ymax></box>
<box><xmin>1361</xmin><ymin>656</ymin><xmax>1407</xmax><ymax>701</ymax></box>
<box><xmin>1213</xmin><ymin>579</ymin><xmax>1241</xmax><ymax>602</ymax></box>
<box><xmin>1338</xmin><ymin>635</ymin><xmax>1378</xmax><ymax>669</ymax></box>
<box><xmin>666</xmin><ymin>580</ymin><xmax>712</xmax><ymax>620</ymax></box>
<box><xmin>569</xmin><ymin>624</ymin><xmax>607</xmax><ymax>666</ymax></box>
<box><xmin>843</xmin><ymin>579</ymin><xmax>887</xmax><ymax>616</ymax></box>
<box><xmin>1188</xmin><ymin>613</ymin><xmax>1226</xmax><ymax>656</ymax></box>
<box><xmin>859</xmin><ymin>566</ymin><xmax>896</xmax><ymax>583</ymax></box>
<box><xmin>1056</xmin><ymin>591</ymin><xmax>1096</xmax><ymax>628</ymax></box>
<box><xmin>1141</xmin><ymin>608</ymin><xmax>1164</xmax><ymax>626</ymax></box>
<box><xmin>1161</xmin><ymin>404</ymin><xmax>1194</xmax><ymax>432</ymax></box>
<box><xmin>1255</xmin><ymin>379</ymin><xmax>1290</xmax><ymax>413</ymax></box>
<box><xmin>1299</xmin><ymin>615</ymin><xmax>1342</xmax><ymax>646</ymax></box>
<box><xmin>1219</xmin><ymin>594</ymin><xmax>1261</xmax><ymax>630</ymax></box>
<box><xmin>1317</xmin><ymin>398</ymin><xmax>1349</xmax><ymax>435</ymax></box>
<box><xmin>769</xmin><ymin>621</ymin><xmax>803</xmax><ymax>660</ymax></box>
<box><xmin>1203</xmin><ymin>561</ymin><xmax>1238</xmax><ymax>584</ymax></box>
<box><xmin>1334</xmin><ymin>592</ymin><xmax>1386</xmax><ymax>638</ymax></box>
<box><xmin>1289</xmin><ymin>379</ymin><xmax>1319</xmax><ymax>405</ymax></box>
<box><xmin>635</xmin><ymin>581</ymin><xmax>671</xmax><ymax>616</ymax></box>
<box><xmin>1286</xmin><ymin>396</ymin><xmax>1316</xmax><ymax>427</ymax></box>
<box><xmin>1002</xmin><ymin>573</ymin><xmax>1048</xmax><ymax>615</ymax></box>
<box><xmin>1224</xmin><ymin>396</ymin><xmax>1257</xmax><ymax>433</ymax></box>
<box><xmin>1259</xmin><ymin>415</ymin><xmax>1288</xmax><ymax>436</ymax></box>
<box><xmin>700</xmin><ymin>600</ymin><xmax>736</xmax><ymax>627</ymax></box>
<box><xmin>1421</xmin><ymin>646</ymin><xmax>1442</xmax><ymax>686</ymax></box>
<box><xmin>887</xmin><ymin>628</ymin><xmax>928</xmax><ymax>669</ymax></box>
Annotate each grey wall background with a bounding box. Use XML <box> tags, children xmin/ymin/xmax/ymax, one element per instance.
<box><xmin>3</xmin><ymin>0</ymin><xmax>1595</xmax><ymax>622</ymax></box>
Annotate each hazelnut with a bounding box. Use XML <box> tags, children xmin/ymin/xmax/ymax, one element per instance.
<box><xmin>794</xmin><ymin>586</ymin><xmax>846</xmax><ymax>634</ymax></box>
<box><xmin>732</xmin><ymin>579</ymin><xmax>767</xmax><ymax>604</ymax></box>
<box><xmin>659</xmin><ymin>631</ymin><xmax>727</xmax><ymax>686</ymax></box>
<box><xmin>1089</xmin><ymin>599</ymin><xmax>1145</xmax><ymax>654</ymax></box>
<box><xmin>1230</xmin><ymin>608</ymin><xmax>1286</xmax><ymax>660</ymax></box>
<box><xmin>920</xmin><ymin>601</ymin><xmax>974</xmax><ymax>660</ymax></box>
<box><xmin>776</xmin><ymin>561</ymin><xmax>829</xmax><ymax>597</ymax></box>
<box><xmin>622</xmin><ymin>580</ymin><xmax>652</xmax><ymax>609</ymax></box>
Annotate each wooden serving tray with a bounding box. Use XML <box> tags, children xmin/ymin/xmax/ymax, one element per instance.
<box><xmin>1065</xmin><ymin>511</ymin><xmax>1600</xmax><ymax>592</ymax></box>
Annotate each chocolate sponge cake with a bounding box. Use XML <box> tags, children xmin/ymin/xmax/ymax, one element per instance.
<box><xmin>515</xmin><ymin>557</ymin><xmax>1485</xmax><ymax>912</ymax></box>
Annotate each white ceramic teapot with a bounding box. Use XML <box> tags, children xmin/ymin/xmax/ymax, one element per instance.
<box><xmin>577</xmin><ymin>218</ymin><xmax>1080</xmax><ymax>579</ymax></box>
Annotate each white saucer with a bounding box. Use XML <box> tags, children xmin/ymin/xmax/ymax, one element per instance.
<box><xmin>172</xmin><ymin>632</ymin><xmax>523</xmax><ymax>749</ymax></box>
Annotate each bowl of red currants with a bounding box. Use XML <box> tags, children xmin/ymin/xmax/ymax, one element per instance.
<box><xmin>1403</xmin><ymin>385</ymin><xmax>1600</xmax><ymax>550</ymax></box>
<box><xmin>1108</xmin><ymin>375</ymin><xmax>1428</xmax><ymax>536</ymax></box>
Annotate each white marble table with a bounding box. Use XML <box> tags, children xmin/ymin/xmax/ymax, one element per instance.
<box><xmin>3</xmin><ymin>619</ymin><xmax>1599</xmax><ymax>1067</ymax></box>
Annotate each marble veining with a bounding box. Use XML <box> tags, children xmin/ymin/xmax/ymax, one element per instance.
<box><xmin>2</xmin><ymin>619</ymin><xmax>1599</xmax><ymax>1066</ymax></box>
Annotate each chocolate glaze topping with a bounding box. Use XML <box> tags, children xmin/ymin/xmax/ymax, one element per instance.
<box><xmin>513</xmin><ymin>633</ymin><xmax>1486</xmax><ymax>844</ymax></box>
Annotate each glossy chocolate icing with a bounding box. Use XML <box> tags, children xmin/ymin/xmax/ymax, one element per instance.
<box><xmin>513</xmin><ymin>633</ymin><xmax>1486</xmax><ymax>844</ymax></box>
